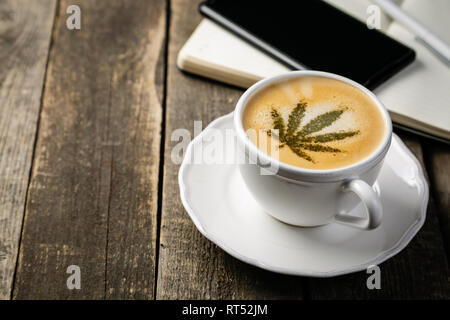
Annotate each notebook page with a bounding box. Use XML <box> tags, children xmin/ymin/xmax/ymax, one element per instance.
<box><xmin>374</xmin><ymin>0</ymin><xmax>450</xmax><ymax>136</ymax></box>
<box><xmin>399</xmin><ymin>0</ymin><xmax>450</xmax><ymax>43</ymax></box>
<box><xmin>324</xmin><ymin>0</ymin><xmax>400</xmax><ymax>32</ymax></box>
<box><xmin>177</xmin><ymin>20</ymin><xmax>289</xmax><ymax>88</ymax></box>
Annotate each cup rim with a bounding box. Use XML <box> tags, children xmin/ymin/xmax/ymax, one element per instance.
<box><xmin>234</xmin><ymin>70</ymin><xmax>393</xmax><ymax>182</ymax></box>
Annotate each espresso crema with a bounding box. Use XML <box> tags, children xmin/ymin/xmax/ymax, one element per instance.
<box><xmin>243</xmin><ymin>76</ymin><xmax>386</xmax><ymax>170</ymax></box>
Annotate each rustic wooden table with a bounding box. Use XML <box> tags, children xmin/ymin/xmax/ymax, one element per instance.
<box><xmin>1</xmin><ymin>0</ymin><xmax>449</xmax><ymax>300</ymax></box>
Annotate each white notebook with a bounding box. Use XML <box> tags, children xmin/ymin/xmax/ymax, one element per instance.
<box><xmin>178</xmin><ymin>0</ymin><xmax>450</xmax><ymax>141</ymax></box>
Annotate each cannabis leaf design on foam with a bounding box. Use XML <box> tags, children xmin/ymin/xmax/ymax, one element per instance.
<box><xmin>267</xmin><ymin>101</ymin><xmax>359</xmax><ymax>163</ymax></box>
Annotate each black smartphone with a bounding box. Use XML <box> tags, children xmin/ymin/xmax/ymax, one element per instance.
<box><xmin>199</xmin><ymin>0</ymin><xmax>415</xmax><ymax>90</ymax></box>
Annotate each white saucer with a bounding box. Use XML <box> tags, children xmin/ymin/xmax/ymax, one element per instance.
<box><xmin>179</xmin><ymin>113</ymin><xmax>428</xmax><ymax>277</ymax></box>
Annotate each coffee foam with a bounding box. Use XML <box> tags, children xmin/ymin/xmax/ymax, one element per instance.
<box><xmin>243</xmin><ymin>76</ymin><xmax>386</xmax><ymax>170</ymax></box>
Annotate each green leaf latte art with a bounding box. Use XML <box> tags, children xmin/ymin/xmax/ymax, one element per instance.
<box><xmin>268</xmin><ymin>101</ymin><xmax>359</xmax><ymax>163</ymax></box>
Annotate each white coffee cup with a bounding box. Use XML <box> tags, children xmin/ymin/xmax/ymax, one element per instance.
<box><xmin>234</xmin><ymin>71</ymin><xmax>392</xmax><ymax>230</ymax></box>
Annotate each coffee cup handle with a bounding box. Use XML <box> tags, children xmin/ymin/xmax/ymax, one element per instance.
<box><xmin>334</xmin><ymin>179</ymin><xmax>383</xmax><ymax>230</ymax></box>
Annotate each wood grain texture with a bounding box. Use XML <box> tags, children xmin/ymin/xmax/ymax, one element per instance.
<box><xmin>156</xmin><ymin>0</ymin><xmax>305</xmax><ymax>299</ymax></box>
<box><xmin>424</xmin><ymin>142</ymin><xmax>450</xmax><ymax>262</ymax></box>
<box><xmin>3</xmin><ymin>0</ymin><xmax>447</xmax><ymax>300</ymax></box>
<box><xmin>12</xmin><ymin>0</ymin><xmax>166</xmax><ymax>299</ymax></box>
<box><xmin>0</xmin><ymin>0</ymin><xmax>56</xmax><ymax>300</ymax></box>
<box><xmin>307</xmin><ymin>133</ymin><xmax>450</xmax><ymax>299</ymax></box>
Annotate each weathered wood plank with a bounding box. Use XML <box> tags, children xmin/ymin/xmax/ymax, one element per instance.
<box><xmin>307</xmin><ymin>133</ymin><xmax>450</xmax><ymax>299</ymax></box>
<box><xmin>424</xmin><ymin>142</ymin><xmax>450</xmax><ymax>262</ymax></box>
<box><xmin>0</xmin><ymin>0</ymin><xmax>56</xmax><ymax>300</ymax></box>
<box><xmin>156</xmin><ymin>0</ymin><xmax>305</xmax><ymax>299</ymax></box>
<box><xmin>13</xmin><ymin>0</ymin><xmax>166</xmax><ymax>299</ymax></box>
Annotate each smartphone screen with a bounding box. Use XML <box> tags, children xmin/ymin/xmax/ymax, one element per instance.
<box><xmin>199</xmin><ymin>0</ymin><xmax>415</xmax><ymax>89</ymax></box>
